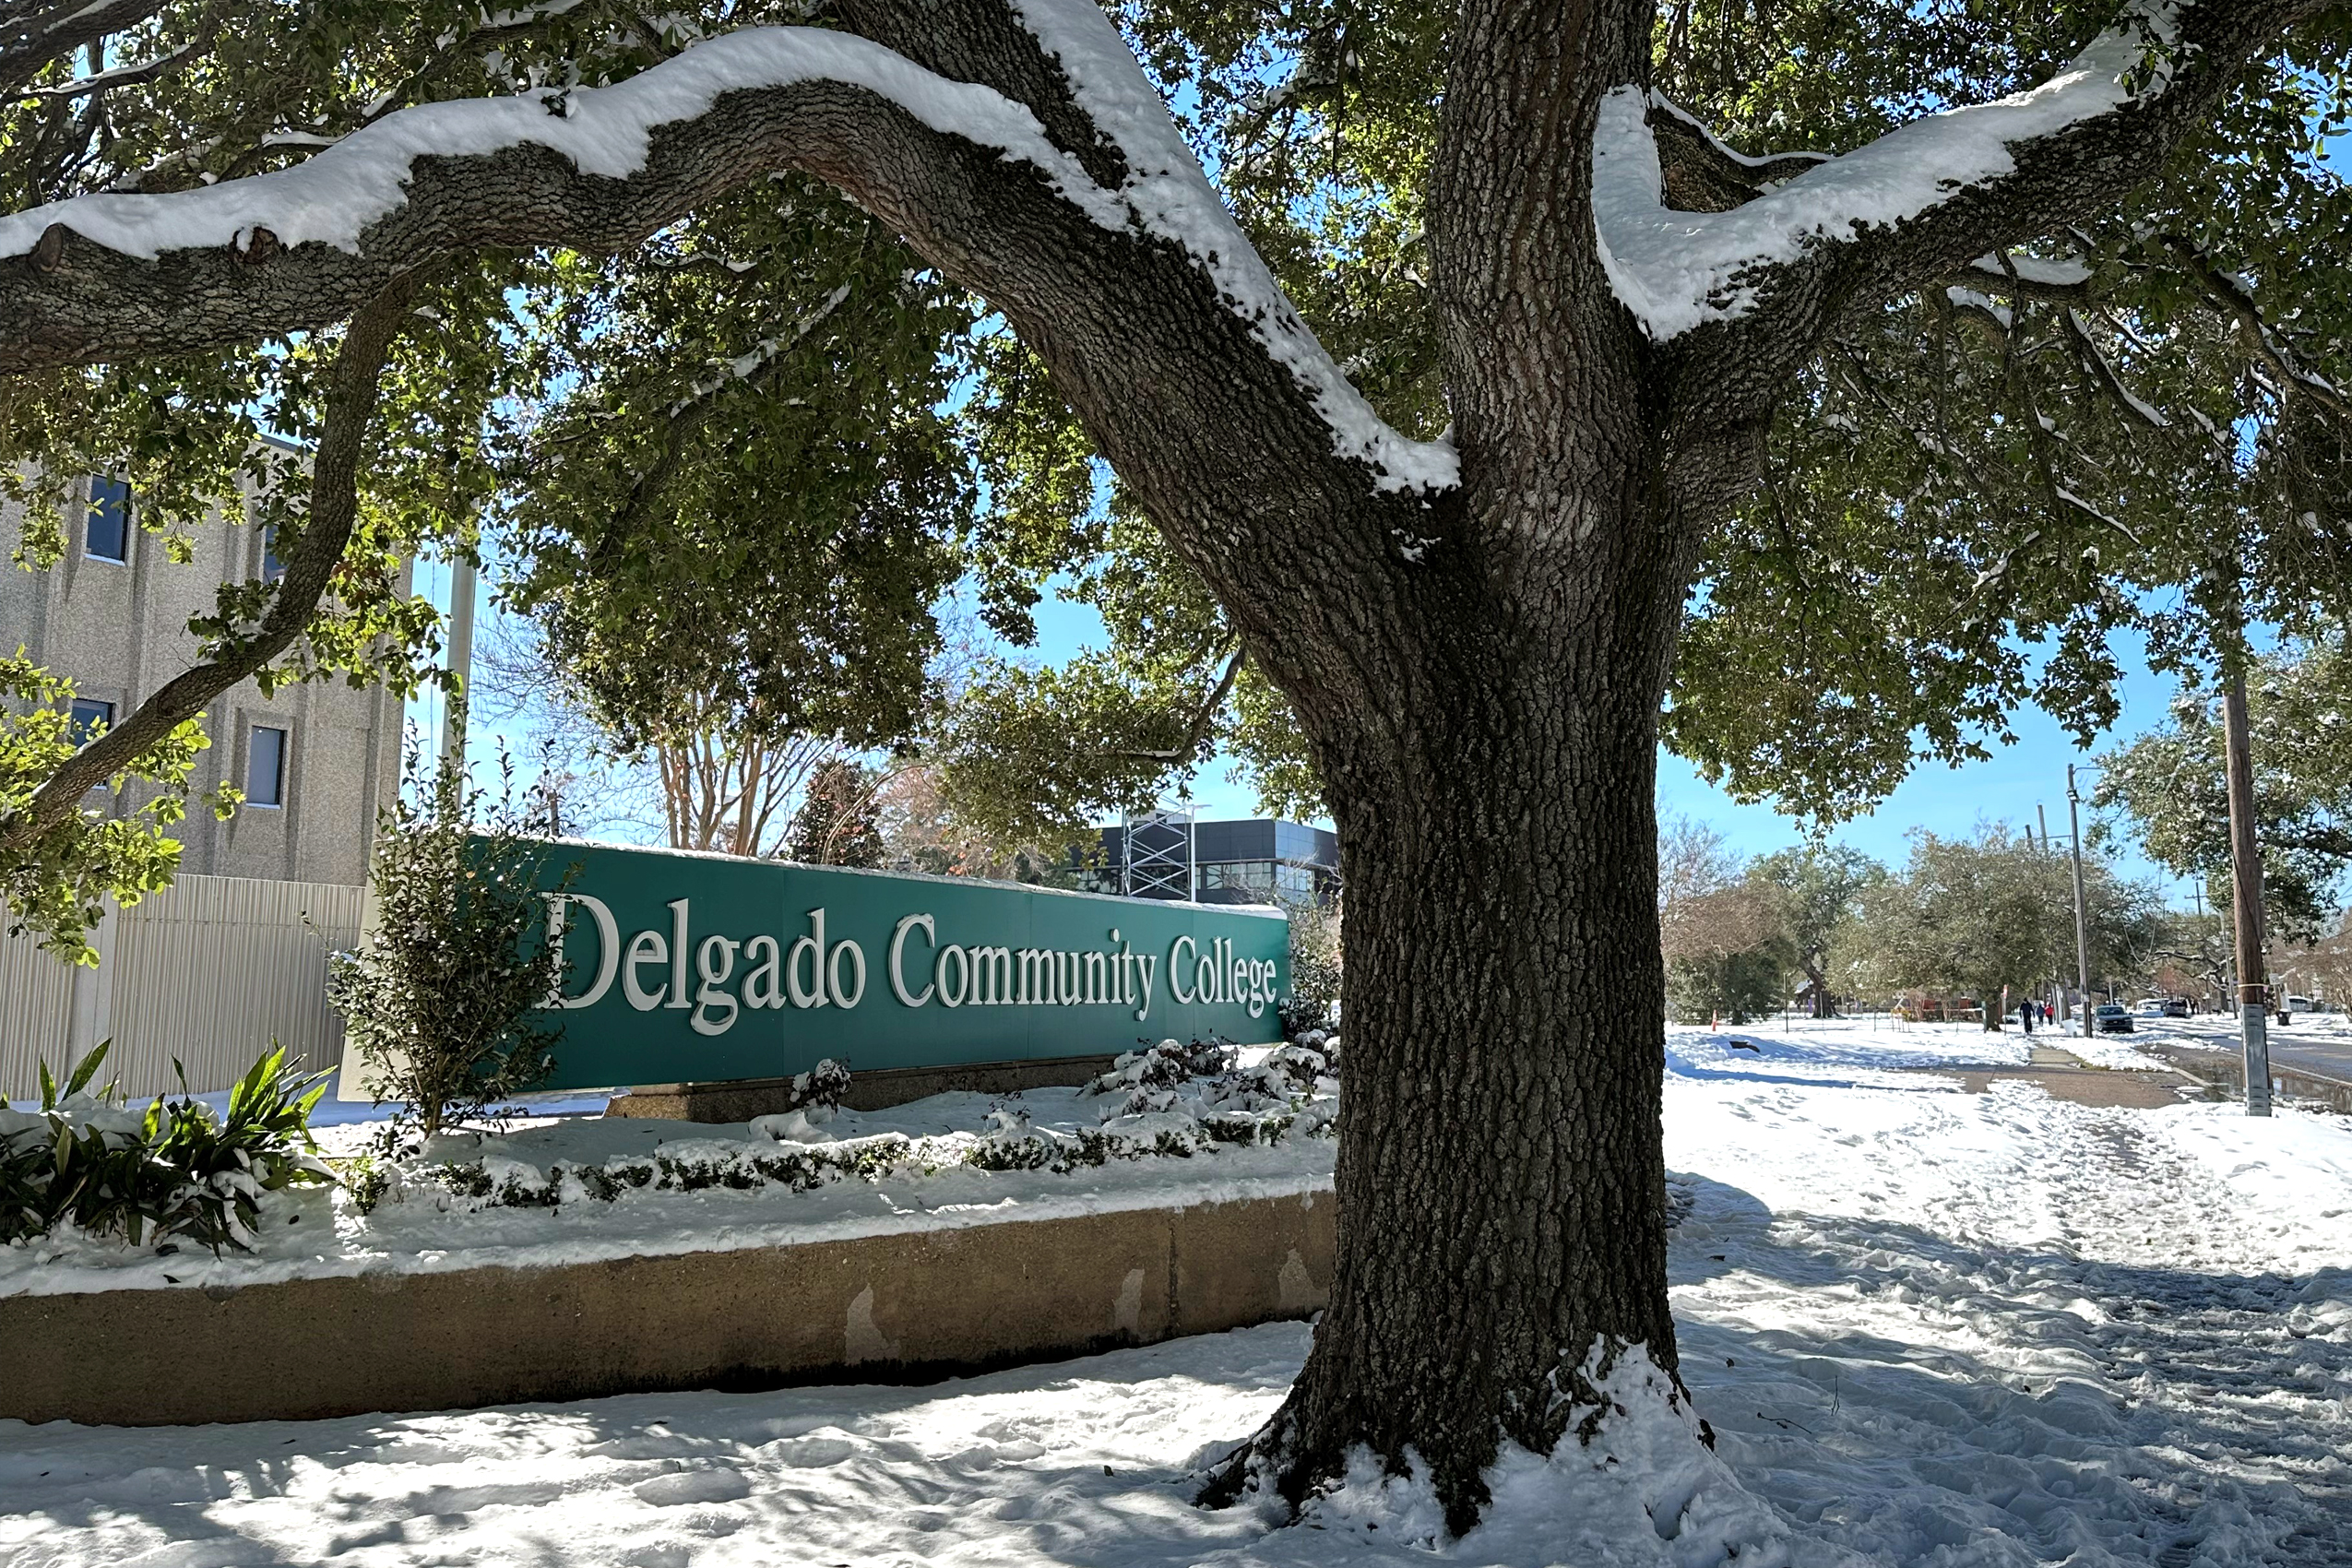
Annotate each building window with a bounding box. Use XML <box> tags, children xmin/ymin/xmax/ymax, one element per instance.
<box><xmin>260</xmin><ymin>524</ymin><xmax>284</xmax><ymax>582</ymax></box>
<box><xmin>246</xmin><ymin>724</ymin><xmax>287</xmax><ymax>807</ymax></box>
<box><xmin>66</xmin><ymin>697</ymin><xmax>113</xmax><ymax>746</ymax></box>
<box><xmin>1202</xmin><ymin>861</ymin><xmax>1277</xmax><ymax>896</ymax></box>
<box><xmin>85</xmin><ymin>477</ymin><xmax>129</xmax><ymax>563</ymax></box>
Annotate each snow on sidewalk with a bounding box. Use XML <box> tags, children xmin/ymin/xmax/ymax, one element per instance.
<box><xmin>0</xmin><ymin>1020</ymin><xmax>2346</xmax><ymax>1566</ymax></box>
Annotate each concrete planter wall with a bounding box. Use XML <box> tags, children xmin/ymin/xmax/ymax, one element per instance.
<box><xmin>0</xmin><ymin>1189</ymin><xmax>1333</xmax><ymax>1429</ymax></box>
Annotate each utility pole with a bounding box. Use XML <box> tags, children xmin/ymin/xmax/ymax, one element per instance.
<box><xmin>2065</xmin><ymin>766</ymin><xmax>2094</xmax><ymax>1039</ymax></box>
<box><xmin>2222</xmin><ymin>671</ymin><xmax>2272</xmax><ymax>1116</ymax></box>
<box><xmin>440</xmin><ymin>552</ymin><xmax>478</xmax><ymax>776</ymax></box>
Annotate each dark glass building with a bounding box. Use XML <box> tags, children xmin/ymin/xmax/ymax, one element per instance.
<box><xmin>1079</xmin><ymin>816</ymin><xmax>1341</xmax><ymax>906</ymax></box>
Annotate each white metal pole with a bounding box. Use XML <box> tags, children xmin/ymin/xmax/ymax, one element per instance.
<box><xmin>441</xmin><ymin>552</ymin><xmax>477</xmax><ymax>776</ymax></box>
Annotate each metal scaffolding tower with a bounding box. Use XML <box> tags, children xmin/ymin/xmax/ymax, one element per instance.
<box><xmin>1122</xmin><ymin>805</ymin><xmax>1196</xmax><ymax>901</ymax></box>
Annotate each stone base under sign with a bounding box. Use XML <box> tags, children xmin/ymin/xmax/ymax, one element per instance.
<box><xmin>0</xmin><ymin>1188</ymin><xmax>1333</xmax><ymax>1428</ymax></box>
<box><xmin>604</xmin><ymin>1052</ymin><xmax>1123</xmax><ymax>1122</ymax></box>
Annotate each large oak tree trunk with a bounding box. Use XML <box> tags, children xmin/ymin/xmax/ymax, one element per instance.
<box><xmin>1211</xmin><ymin>442</ymin><xmax>1715</xmax><ymax>1530</ymax></box>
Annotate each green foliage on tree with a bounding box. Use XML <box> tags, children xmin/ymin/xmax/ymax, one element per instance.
<box><xmin>0</xmin><ymin>655</ymin><xmax>232</xmax><ymax>962</ymax></box>
<box><xmin>499</xmin><ymin>182</ymin><xmax>979</xmax><ymax>775</ymax></box>
<box><xmin>2094</xmin><ymin>637</ymin><xmax>2352</xmax><ymax>945</ymax></box>
<box><xmin>1751</xmin><ymin>844</ymin><xmax>1886</xmax><ymax>1016</ymax></box>
<box><xmin>328</xmin><ymin>725</ymin><xmax>573</xmax><ymax>1148</ymax></box>
<box><xmin>1847</xmin><ymin>826</ymin><xmax>2161</xmax><ymax>1020</ymax></box>
<box><xmin>785</xmin><ymin>758</ymin><xmax>886</xmax><ymax>869</ymax></box>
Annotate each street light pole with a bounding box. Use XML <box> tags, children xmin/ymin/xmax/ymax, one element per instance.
<box><xmin>2065</xmin><ymin>766</ymin><xmax>2094</xmax><ymax>1041</ymax></box>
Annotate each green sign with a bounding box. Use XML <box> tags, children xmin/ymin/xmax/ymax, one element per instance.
<box><xmin>521</xmin><ymin>840</ymin><xmax>1290</xmax><ymax>1091</ymax></box>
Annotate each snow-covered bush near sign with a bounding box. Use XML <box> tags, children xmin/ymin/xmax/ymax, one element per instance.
<box><xmin>0</xmin><ymin>1043</ymin><xmax>333</xmax><ymax>1253</ymax></box>
<box><xmin>385</xmin><ymin>1131</ymin><xmax>919</xmax><ymax>1212</ymax></box>
<box><xmin>373</xmin><ymin>1042</ymin><xmax>1339</xmax><ymax>1216</ymax></box>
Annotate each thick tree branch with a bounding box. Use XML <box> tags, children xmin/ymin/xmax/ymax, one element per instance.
<box><xmin>1949</xmin><ymin>251</ymin><xmax>2095</xmax><ymax>304</ymax></box>
<box><xmin>2161</xmin><ymin>232</ymin><xmax>2352</xmax><ymax>423</ymax></box>
<box><xmin>1646</xmin><ymin>100</ymin><xmax>1825</xmax><ymax>213</ymax></box>
<box><xmin>0</xmin><ymin>5</ymin><xmax>1455</xmax><ymax>755</ymax></box>
<box><xmin>0</xmin><ymin>271</ymin><xmax>423</xmax><ymax>851</ymax></box>
<box><xmin>1112</xmin><ymin>643</ymin><xmax>1245</xmax><ymax>763</ymax></box>
<box><xmin>0</xmin><ymin>0</ymin><xmax>166</xmax><ymax>94</ymax></box>
<box><xmin>1603</xmin><ymin>0</ymin><xmax>2326</xmax><ymax>426</ymax></box>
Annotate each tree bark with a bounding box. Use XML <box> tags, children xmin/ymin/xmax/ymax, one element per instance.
<box><xmin>1206</xmin><ymin>422</ymin><xmax>1706</xmax><ymax>1528</ymax></box>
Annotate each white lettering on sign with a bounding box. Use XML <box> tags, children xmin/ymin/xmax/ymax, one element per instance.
<box><xmin>622</xmin><ymin>927</ymin><xmax>668</xmax><ymax>1011</ymax></box>
<box><xmin>540</xmin><ymin>893</ymin><xmax>619</xmax><ymax>1009</ymax></box>
<box><xmin>554</xmin><ymin>905</ymin><xmax>1274</xmax><ymax>1035</ymax></box>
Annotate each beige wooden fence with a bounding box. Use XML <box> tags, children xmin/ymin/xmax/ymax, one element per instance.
<box><xmin>2</xmin><ymin>873</ymin><xmax>363</xmax><ymax>1099</ymax></box>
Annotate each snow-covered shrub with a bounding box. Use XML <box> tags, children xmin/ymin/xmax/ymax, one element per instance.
<box><xmin>747</xmin><ymin>1059</ymin><xmax>852</xmax><ymax>1144</ymax></box>
<box><xmin>1281</xmin><ymin>898</ymin><xmax>1342</xmax><ymax>1035</ymax></box>
<box><xmin>791</xmin><ymin>1058</ymin><xmax>851</xmax><ymax>1113</ymax></box>
<box><xmin>0</xmin><ymin>1041</ymin><xmax>333</xmax><ymax>1253</ymax></box>
<box><xmin>393</xmin><ymin>1132</ymin><xmax>920</xmax><ymax>1211</ymax></box>
<box><xmin>1082</xmin><ymin>1037</ymin><xmax>1234</xmax><ymax>1100</ymax></box>
<box><xmin>328</xmin><ymin>728</ymin><xmax>574</xmax><ymax>1149</ymax></box>
<box><xmin>1258</xmin><ymin>1042</ymin><xmax>1330</xmax><ymax>1092</ymax></box>
<box><xmin>1073</xmin><ymin>1037</ymin><xmax>1336</xmax><ymax>1147</ymax></box>
<box><xmin>396</xmin><ymin>1076</ymin><xmax>1341</xmax><ymax>1214</ymax></box>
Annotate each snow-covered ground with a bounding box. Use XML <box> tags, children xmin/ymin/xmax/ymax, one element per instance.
<box><xmin>3</xmin><ymin>1018</ymin><xmax>2348</xmax><ymax>1566</ymax></box>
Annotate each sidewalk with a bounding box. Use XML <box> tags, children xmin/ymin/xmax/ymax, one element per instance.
<box><xmin>1907</xmin><ymin>1039</ymin><xmax>2207</xmax><ymax>1109</ymax></box>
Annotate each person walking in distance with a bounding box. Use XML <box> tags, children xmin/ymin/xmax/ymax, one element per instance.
<box><xmin>2020</xmin><ymin>998</ymin><xmax>2036</xmax><ymax>1037</ymax></box>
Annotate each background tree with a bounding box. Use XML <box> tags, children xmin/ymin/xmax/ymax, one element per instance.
<box><xmin>1656</xmin><ymin>813</ymin><xmax>1743</xmax><ymax>960</ymax></box>
<box><xmin>1662</xmin><ymin>883</ymin><xmax>1791</xmax><ymax>1026</ymax></box>
<box><xmin>0</xmin><ymin>0</ymin><xmax>2342</xmax><ymax>1536</ymax></box>
<box><xmin>1752</xmin><ymin>843</ymin><xmax>1884</xmax><ymax>1017</ymax></box>
<box><xmin>1851</xmin><ymin>826</ymin><xmax>2161</xmax><ymax>1023</ymax></box>
<box><xmin>2095</xmin><ymin>637</ymin><xmax>2352</xmax><ymax>947</ymax></box>
<box><xmin>784</xmin><ymin>758</ymin><xmax>886</xmax><ymax>868</ymax></box>
<box><xmin>873</xmin><ymin>762</ymin><xmax>1065</xmax><ymax>882</ymax></box>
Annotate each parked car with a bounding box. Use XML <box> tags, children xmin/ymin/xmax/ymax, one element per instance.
<box><xmin>2133</xmin><ymin>999</ymin><xmax>2166</xmax><ymax>1017</ymax></box>
<box><xmin>2161</xmin><ymin>997</ymin><xmax>2191</xmax><ymax>1017</ymax></box>
<box><xmin>2285</xmin><ymin>995</ymin><xmax>2322</xmax><ymax>1016</ymax></box>
<box><xmin>2095</xmin><ymin>1002</ymin><xmax>2135</xmax><ymax>1034</ymax></box>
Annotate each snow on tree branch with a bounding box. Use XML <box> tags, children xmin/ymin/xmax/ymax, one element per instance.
<box><xmin>0</xmin><ymin>30</ymin><xmax>1082</xmax><ymax>263</ymax></box>
<box><xmin>0</xmin><ymin>0</ymin><xmax>167</xmax><ymax>93</ymax></box>
<box><xmin>1595</xmin><ymin>0</ymin><xmax>2316</xmax><ymax>350</ymax></box>
<box><xmin>1594</xmin><ymin>10</ymin><xmax>2176</xmax><ymax>339</ymax></box>
<box><xmin>0</xmin><ymin>0</ymin><xmax>1453</xmax><ymax>493</ymax></box>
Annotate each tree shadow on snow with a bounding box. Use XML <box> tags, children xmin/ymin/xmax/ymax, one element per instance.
<box><xmin>1664</xmin><ymin>1169</ymin><xmax>2352</xmax><ymax>1565</ymax></box>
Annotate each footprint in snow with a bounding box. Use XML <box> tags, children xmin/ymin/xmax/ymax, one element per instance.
<box><xmin>632</xmin><ymin>1469</ymin><xmax>753</xmax><ymax>1507</ymax></box>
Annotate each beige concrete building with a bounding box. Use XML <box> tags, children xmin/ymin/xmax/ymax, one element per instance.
<box><xmin>1</xmin><ymin>470</ymin><xmax>404</xmax><ymax>885</ymax></box>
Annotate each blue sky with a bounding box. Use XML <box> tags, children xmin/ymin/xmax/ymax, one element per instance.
<box><xmin>420</xmin><ymin>542</ymin><xmax>2197</xmax><ymax>903</ymax></box>
<box><xmin>422</xmin><ymin>546</ymin><xmax>2197</xmax><ymax>901</ymax></box>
